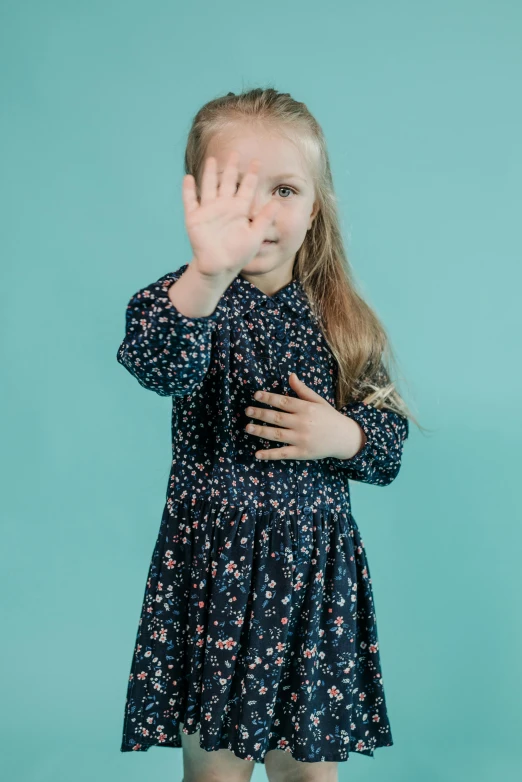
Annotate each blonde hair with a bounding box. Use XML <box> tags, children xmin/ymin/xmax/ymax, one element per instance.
<box><xmin>183</xmin><ymin>85</ymin><xmax>421</xmax><ymax>430</ymax></box>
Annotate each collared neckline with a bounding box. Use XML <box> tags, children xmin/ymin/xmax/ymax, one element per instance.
<box><xmin>227</xmin><ymin>272</ymin><xmax>311</xmax><ymax>318</ymax></box>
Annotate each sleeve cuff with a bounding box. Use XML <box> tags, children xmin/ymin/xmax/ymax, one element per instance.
<box><xmin>149</xmin><ymin>272</ymin><xmax>223</xmax><ymax>331</ymax></box>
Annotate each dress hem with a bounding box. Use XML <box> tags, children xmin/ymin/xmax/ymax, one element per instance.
<box><xmin>120</xmin><ymin>734</ymin><xmax>393</xmax><ymax>763</ymax></box>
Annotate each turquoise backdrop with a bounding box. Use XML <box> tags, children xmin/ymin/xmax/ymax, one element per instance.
<box><xmin>2</xmin><ymin>1</ymin><xmax>521</xmax><ymax>780</ymax></box>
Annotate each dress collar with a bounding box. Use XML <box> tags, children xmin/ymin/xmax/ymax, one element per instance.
<box><xmin>227</xmin><ymin>272</ymin><xmax>311</xmax><ymax>318</ymax></box>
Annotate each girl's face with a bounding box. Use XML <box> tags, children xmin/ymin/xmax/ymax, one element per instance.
<box><xmin>204</xmin><ymin>124</ymin><xmax>319</xmax><ymax>292</ymax></box>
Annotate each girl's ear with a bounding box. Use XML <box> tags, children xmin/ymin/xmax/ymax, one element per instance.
<box><xmin>308</xmin><ymin>200</ymin><xmax>320</xmax><ymax>229</ymax></box>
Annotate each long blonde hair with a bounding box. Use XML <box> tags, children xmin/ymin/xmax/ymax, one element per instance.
<box><xmin>183</xmin><ymin>86</ymin><xmax>421</xmax><ymax>429</ymax></box>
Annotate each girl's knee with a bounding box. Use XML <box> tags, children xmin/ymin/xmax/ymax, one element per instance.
<box><xmin>180</xmin><ymin>722</ymin><xmax>255</xmax><ymax>782</ymax></box>
<box><xmin>265</xmin><ymin>748</ymin><xmax>338</xmax><ymax>782</ymax></box>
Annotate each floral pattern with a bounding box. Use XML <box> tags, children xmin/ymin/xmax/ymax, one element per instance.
<box><xmin>117</xmin><ymin>263</ymin><xmax>409</xmax><ymax>763</ymax></box>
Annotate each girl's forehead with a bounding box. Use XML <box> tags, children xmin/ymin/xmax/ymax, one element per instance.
<box><xmin>208</xmin><ymin>134</ymin><xmax>312</xmax><ymax>181</ymax></box>
<box><xmin>209</xmin><ymin>128</ymin><xmax>299</xmax><ymax>158</ymax></box>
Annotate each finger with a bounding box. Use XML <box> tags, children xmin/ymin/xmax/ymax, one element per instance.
<box><xmin>254</xmin><ymin>390</ymin><xmax>297</xmax><ymax>413</ymax></box>
<box><xmin>218</xmin><ymin>150</ymin><xmax>240</xmax><ymax>199</ymax></box>
<box><xmin>200</xmin><ymin>156</ymin><xmax>217</xmax><ymax>207</ymax></box>
<box><xmin>235</xmin><ymin>158</ymin><xmax>261</xmax><ymax>203</ymax></box>
<box><xmin>182</xmin><ymin>174</ymin><xmax>200</xmax><ymax>216</ymax></box>
<box><xmin>250</xmin><ymin>200</ymin><xmax>281</xmax><ymax>240</ymax></box>
<box><xmin>255</xmin><ymin>446</ymin><xmax>298</xmax><ymax>460</ymax></box>
<box><xmin>247</xmin><ymin>406</ymin><xmax>294</xmax><ymax>429</ymax></box>
<box><xmin>247</xmin><ymin>422</ymin><xmax>296</xmax><ymax>445</ymax></box>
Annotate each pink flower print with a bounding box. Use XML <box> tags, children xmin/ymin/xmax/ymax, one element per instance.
<box><xmin>359</xmin><ymin>692</ymin><xmax>367</xmax><ymax>701</ymax></box>
<box><xmin>369</xmin><ymin>642</ymin><xmax>379</xmax><ymax>652</ymax></box>
<box><xmin>327</xmin><ymin>686</ymin><xmax>340</xmax><ymax>699</ymax></box>
<box><xmin>334</xmin><ymin>616</ymin><xmax>344</xmax><ymax>626</ymax></box>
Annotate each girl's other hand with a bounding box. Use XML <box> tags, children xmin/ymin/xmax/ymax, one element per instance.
<box><xmin>244</xmin><ymin>373</ymin><xmax>367</xmax><ymax>462</ymax></box>
<box><xmin>181</xmin><ymin>150</ymin><xmax>281</xmax><ymax>279</ymax></box>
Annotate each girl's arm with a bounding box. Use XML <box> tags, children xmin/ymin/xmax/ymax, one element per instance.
<box><xmin>327</xmin><ymin>401</ymin><xmax>409</xmax><ymax>486</ymax></box>
<box><xmin>116</xmin><ymin>264</ymin><xmax>222</xmax><ymax>397</ymax></box>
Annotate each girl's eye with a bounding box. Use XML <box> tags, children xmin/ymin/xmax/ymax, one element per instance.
<box><xmin>276</xmin><ymin>186</ymin><xmax>296</xmax><ymax>198</ymax></box>
<box><xmin>233</xmin><ymin>183</ymin><xmax>297</xmax><ymax>197</ymax></box>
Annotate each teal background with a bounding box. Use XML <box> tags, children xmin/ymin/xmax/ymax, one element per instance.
<box><xmin>2</xmin><ymin>1</ymin><xmax>521</xmax><ymax>780</ymax></box>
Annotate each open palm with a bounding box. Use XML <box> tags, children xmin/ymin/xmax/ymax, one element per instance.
<box><xmin>182</xmin><ymin>151</ymin><xmax>280</xmax><ymax>277</ymax></box>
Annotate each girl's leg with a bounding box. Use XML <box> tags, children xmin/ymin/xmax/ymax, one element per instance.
<box><xmin>179</xmin><ymin>721</ymin><xmax>255</xmax><ymax>782</ymax></box>
<box><xmin>264</xmin><ymin>748</ymin><xmax>338</xmax><ymax>782</ymax></box>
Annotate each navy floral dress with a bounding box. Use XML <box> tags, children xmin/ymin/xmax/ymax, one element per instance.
<box><xmin>117</xmin><ymin>262</ymin><xmax>409</xmax><ymax>764</ymax></box>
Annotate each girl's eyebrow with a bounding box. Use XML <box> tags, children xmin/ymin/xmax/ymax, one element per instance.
<box><xmin>217</xmin><ymin>170</ymin><xmax>307</xmax><ymax>182</ymax></box>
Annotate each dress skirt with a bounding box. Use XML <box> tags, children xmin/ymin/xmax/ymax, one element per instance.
<box><xmin>120</xmin><ymin>496</ymin><xmax>394</xmax><ymax>763</ymax></box>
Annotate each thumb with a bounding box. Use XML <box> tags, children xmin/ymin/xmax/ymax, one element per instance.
<box><xmin>289</xmin><ymin>372</ymin><xmax>326</xmax><ymax>403</ymax></box>
<box><xmin>251</xmin><ymin>201</ymin><xmax>281</xmax><ymax>235</ymax></box>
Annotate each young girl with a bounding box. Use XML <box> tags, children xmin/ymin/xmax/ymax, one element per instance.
<box><xmin>117</xmin><ymin>88</ymin><xmax>415</xmax><ymax>782</ymax></box>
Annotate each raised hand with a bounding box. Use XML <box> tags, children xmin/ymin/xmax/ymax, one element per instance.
<box><xmin>181</xmin><ymin>150</ymin><xmax>281</xmax><ymax>278</ymax></box>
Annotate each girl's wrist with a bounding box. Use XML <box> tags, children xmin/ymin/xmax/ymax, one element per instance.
<box><xmin>330</xmin><ymin>413</ymin><xmax>367</xmax><ymax>460</ymax></box>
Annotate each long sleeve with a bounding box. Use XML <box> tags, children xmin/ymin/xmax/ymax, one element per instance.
<box><xmin>326</xmin><ymin>401</ymin><xmax>409</xmax><ymax>486</ymax></box>
<box><xmin>116</xmin><ymin>266</ymin><xmax>221</xmax><ymax>398</ymax></box>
